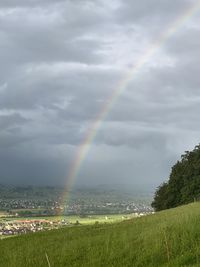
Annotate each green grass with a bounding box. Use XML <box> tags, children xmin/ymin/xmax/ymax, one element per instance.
<box><xmin>1</xmin><ymin>203</ymin><xmax>200</xmax><ymax>266</ymax></box>
<box><xmin>1</xmin><ymin>214</ymin><xmax>131</xmax><ymax>224</ymax></box>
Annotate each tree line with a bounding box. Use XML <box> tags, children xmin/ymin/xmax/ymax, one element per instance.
<box><xmin>152</xmin><ymin>144</ymin><xmax>200</xmax><ymax>211</ymax></box>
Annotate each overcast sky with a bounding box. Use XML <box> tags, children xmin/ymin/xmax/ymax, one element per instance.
<box><xmin>0</xmin><ymin>0</ymin><xmax>200</xmax><ymax>189</ymax></box>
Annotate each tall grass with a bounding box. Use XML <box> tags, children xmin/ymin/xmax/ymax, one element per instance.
<box><xmin>1</xmin><ymin>203</ymin><xmax>200</xmax><ymax>266</ymax></box>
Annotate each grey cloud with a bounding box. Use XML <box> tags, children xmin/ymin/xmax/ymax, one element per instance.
<box><xmin>0</xmin><ymin>0</ymin><xmax>64</xmax><ymax>7</ymax></box>
<box><xmin>0</xmin><ymin>113</ymin><xmax>28</xmax><ymax>130</ymax></box>
<box><xmin>164</xmin><ymin>28</ymin><xmax>200</xmax><ymax>61</ymax></box>
<box><xmin>115</xmin><ymin>0</ymin><xmax>192</xmax><ymax>25</ymax></box>
<box><xmin>0</xmin><ymin>0</ymin><xmax>199</xmax><ymax>188</ymax></box>
<box><xmin>0</xmin><ymin>61</ymin><xmax>120</xmax><ymax>112</ymax></box>
<box><xmin>0</xmin><ymin>11</ymin><xmax>104</xmax><ymax>73</ymax></box>
<box><xmin>0</xmin><ymin>0</ymin><xmax>99</xmax><ymax>8</ymax></box>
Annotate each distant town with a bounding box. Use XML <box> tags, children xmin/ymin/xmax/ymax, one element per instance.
<box><xmin>0</xmin><ymin>219</ymin><xmax>69</xmax><ymax>236</ymax></box>
<box><xmin>0</xmin><ymin>198</ymin><xmax>153</xmax><ymax>216</ymax></box>
<box><xmin>0</xmin><ymin>184</ymin><xmax>154</xmax><ymax>236</ymax></box>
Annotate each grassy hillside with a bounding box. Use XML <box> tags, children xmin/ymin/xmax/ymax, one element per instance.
<box><xmin>1</xmin><ymin>203</ymin><xmax>200</xmax><ymax>267</ymax></box>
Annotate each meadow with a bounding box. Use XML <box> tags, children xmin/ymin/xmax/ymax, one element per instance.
<box><xmin>1</xmin><ymin>203</ymin><xmax>200</xmax><ymax>266</ymax></box>
<box><xmin>0</xmin><ymin>211</ymin><xmax>9</xmax><ymax>218</ymax></box>
<box><xmin>1</xmin><ymin>213</ymin><xmax>132</xmax><ymax>224</ymax></box>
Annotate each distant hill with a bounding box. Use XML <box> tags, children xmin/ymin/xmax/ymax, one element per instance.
<box><xmin>0</xmin><ymin>184</ymin><xmax>62</xmax><ymax>200</ymax></box>
<box><xmin>0</xmin><ymin>184</ymin><xmax>153</xmax><ymax>205</ymax></box>
<box><xmin>0</xmin><ymin>184</ymin><xmax>153</xmax><ymax>200</ymax></box>
<box><xmin>1</xmin><ymin>202</ymin><xmax>200</xmax><ymax>266</ymax></box>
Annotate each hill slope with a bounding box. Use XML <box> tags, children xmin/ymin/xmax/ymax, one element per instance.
<box><xmin>1</xmin><ymin>203</ymin><xmax>200</xmax><ymax>267</ymax></box>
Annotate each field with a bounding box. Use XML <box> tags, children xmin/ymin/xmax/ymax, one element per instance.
<box><xmin>0</xmin><ymin>213</ymin><xmax>133</xmax><ymax>225</ymax></box>
<box><xmin>0</xmin><ymin>211</ymin><xmax>8</xmax><ymax>218</ymax></box>
<box><xmin>1</xmin><ymin>202</ymin><xmax>200</xmax><ymax>266</ymax></box>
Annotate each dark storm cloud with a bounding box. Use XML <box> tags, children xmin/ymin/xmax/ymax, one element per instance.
<box><xmin>0</xmin><ymin>0</ymin><xmax>200</xmax><ymax>188</ymax></box>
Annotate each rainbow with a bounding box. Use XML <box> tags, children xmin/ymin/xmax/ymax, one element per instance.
<box><xmin>60</xmin><ymin>1</ymin><xmax>200</xmax><ymax>210</ymax></box>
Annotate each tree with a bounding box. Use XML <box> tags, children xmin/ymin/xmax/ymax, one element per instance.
<box><xmin>152</xmin><ymin>144</ymin><xmax>200</xmax><ymax>211</ymax></box>
<box><xmin>151</xmin><ymin>182</ymin><xmax>169</xmax><ymax>211</ymax></box>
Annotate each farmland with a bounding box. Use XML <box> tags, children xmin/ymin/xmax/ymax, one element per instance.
<box><xmin>1</xmin><ymin>202</ymin><xmax>200</xmax><ymax>266</ymax></box>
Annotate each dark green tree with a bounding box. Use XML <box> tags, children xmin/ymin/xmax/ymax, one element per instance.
<box><xmin>152</xmin><ymin>144</ymin><xmax>200</xmax><ymax>211</ymax></box>
<box><xmin>151</xmin><ymin>182</ymin><xmax>169</xmax><ymax>211</ymax></box>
